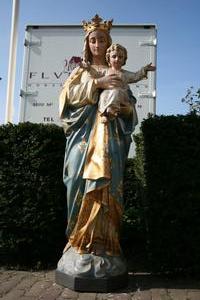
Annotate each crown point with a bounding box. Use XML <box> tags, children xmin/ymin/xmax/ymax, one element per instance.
<box><xmin>82</xmin><ymin>14</ymin><xmax>113</xmax><ymax>34</ymax></box>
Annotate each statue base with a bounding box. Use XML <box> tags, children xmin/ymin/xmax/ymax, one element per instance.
<box><xmin>55</xmin><ymin>269</ymin><xmax>128</xmax><ymax>292</ymax></box>
<box><xmin>55</xmin><ymin>246</ymin><xmax>128</xmax><ymax>292</ymax></box>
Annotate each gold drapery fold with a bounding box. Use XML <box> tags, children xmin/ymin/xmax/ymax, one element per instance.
<box><xmin>83</xmin><ymin>112</ymin><xmax>110</xmax><ymax>180</ymax></box>
<box><xmin>69</xmin><ymin>186</ymin><xmax>123</xmax><ymax>256</ymax></box>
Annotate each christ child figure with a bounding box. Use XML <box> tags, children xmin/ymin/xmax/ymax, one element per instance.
<box><xmin>98</xmin><ymin>43</ymin><xmax>156</xmax><ymax>123</ymax></box>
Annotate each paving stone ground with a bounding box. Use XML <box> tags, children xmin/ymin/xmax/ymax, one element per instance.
<box><xmin>0</xmin><ymin>269</ymin><xmax>200</xmax><ymax>300</ymax></box>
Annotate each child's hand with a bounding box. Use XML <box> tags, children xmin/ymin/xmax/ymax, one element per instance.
<box><xmin>144</xmin><ymin>63</ymin><xmax>156</xmax><ymax>72</ymax></box>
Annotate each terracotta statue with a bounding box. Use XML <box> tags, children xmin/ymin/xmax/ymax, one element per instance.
<box><xmin>56</xmin><ymin>14</ymin><xmax>155</xmax><ymax>291</ymax></box>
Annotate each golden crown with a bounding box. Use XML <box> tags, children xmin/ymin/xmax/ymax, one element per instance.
<box><xmin>82</xmin><ymin>14</ymin><xmax>113</xmax><ymax>33</ymax></box>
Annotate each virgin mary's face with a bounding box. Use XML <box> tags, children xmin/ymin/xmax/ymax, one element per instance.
<box><xmin>88</xmin><ymin>30</ymin><xmax>108</xmax><ymax>58</ymax></box>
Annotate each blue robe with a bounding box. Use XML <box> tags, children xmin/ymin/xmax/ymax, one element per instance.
<box><xmin>59</xmin><ymin>66</ymin><xmax>137</xmax><ymax>255</ymax></box>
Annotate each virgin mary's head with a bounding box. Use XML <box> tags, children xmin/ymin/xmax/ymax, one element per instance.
<box><xmin>82</xmin><ymin>15</ymin><xmax>113</xmax><ymax>66</ymax></box>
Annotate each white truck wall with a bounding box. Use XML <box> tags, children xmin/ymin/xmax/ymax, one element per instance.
<box><xmin>19</xmin><ymin>25</ymin><xmax>157</xmax><ymax>156</ymax></box>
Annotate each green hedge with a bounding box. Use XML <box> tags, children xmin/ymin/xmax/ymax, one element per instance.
<box><xmin>0</xmin><ymin>123</ymin><xmax>66</xmax><ymax>268</ymax></box>
<box><xmin>139</xmin><ymin>114</ymin><xmax>200</xmax><ymax>273</ymax></box>
<box><xmin>122</xmin><ymin>158</ymin><xmax>146</xmax><ymax>253</ymax></box>
<box><xmin>1</xmin><ymin>115</ymin><xmax>200</xmax><ymax>274</ymax></box>
<box><xmin>0</xmin><ymin>122</ymin><xmax>141</xmax><ymax>269</ymax></box>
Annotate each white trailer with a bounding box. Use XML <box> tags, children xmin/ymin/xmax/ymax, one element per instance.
<box><xmin>19</xmin><ymin>24</ymin><xmax>157</xmax><ymax>155</ymax></box>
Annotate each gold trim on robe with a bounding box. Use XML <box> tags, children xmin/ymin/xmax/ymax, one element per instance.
<box><xmin>83</xmin><ymin>112</ymin><xmax>110</xmax><ymax>180</ymax></box>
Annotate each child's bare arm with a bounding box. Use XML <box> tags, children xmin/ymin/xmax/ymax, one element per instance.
<box><xmin>125</xmin><ymin>63</ymin><xmax>156</xmax><ymax>84</ymax></box>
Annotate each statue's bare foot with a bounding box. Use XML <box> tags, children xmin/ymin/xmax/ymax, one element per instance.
<box><xmin>101</xmin><ymin>116</ymin><xmax>108</xmax><ymax>123</ymax></box>
<box><xmin>107</xmin><ymin>107</ymin><xmax>118</xmax><ymax>119</ymax></box>
<box><xmin>92</xmin><ymin>250</ymin><xmax>104</xmax><ymax>256</ymax></box>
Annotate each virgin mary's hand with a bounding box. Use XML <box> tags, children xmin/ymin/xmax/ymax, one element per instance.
<box><xmin>95</xmin><ymin>74</ymin><xmax>123</xmax><ymax>89</ymax></box>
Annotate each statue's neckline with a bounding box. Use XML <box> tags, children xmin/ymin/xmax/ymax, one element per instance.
<box><xmin>91</xmin><ymin>64</ymin><xmax>107</xmax><ymax>68</ymax></box>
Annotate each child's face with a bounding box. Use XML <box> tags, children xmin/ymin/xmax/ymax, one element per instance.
<box><xmin>109</xmin><ymin>49</ymin><xmax>125</xmax><ymax>70</ymax></box>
